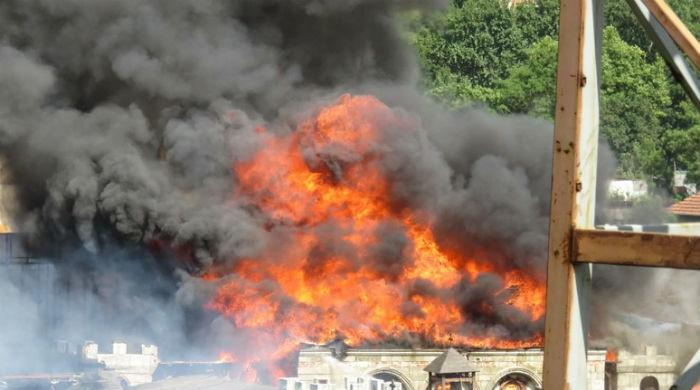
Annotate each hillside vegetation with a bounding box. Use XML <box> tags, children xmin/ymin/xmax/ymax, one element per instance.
<box><xmin>408</xmin><ymin>0</ymin><xmax>700</xmax><ymax>193</ymax></box>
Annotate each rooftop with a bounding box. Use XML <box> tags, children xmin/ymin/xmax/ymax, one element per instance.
<box><xmin>423</xmin><ymin>348</ymin><xmax>479</xmax><ymax>374</ymax></box>
<box><xmin>669</xmin><ymin>193</ymin><xmax>700</xmax><ymax>217</ymax></box>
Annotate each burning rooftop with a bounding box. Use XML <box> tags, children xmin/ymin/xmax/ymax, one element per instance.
<box><xmin>1</xmin><ymin>1</ymin><xmax>699</xmax><ymax>389</ymax></box>
<box><xmin>204</xmin><ymin>94</ymin><xmax>546</xmax><ymax>379</ymax></box>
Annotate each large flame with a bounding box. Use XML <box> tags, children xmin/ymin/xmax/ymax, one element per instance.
<box><xmin>205</xmin><ymin>94</ymin><xmax>545</xmax><ymax>382</ymax></box>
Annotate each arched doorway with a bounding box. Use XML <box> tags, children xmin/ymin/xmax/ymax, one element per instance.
<box><xmin>640</xmin><ymin>376</ymin><xmax>659</xmax><ymax>390</ymax></box>
<box><xmin>490</xmin><ymin>369</ymin><xmax>542</xmax><ymax>390</ymax></box>
<box><xmin>368</xmin><ymin>368</ymin><xmax>415</xmax><ymax>390</ymax></box>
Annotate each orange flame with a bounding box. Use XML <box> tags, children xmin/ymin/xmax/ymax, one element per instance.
<box><xmin>206</xmin><ymin>94</ymin><xmax>546</xmax><ymax>382</ymax></box>
<box><xmin>219</xmin><ymin>352</ymin><xmax>236</xmax><ymax>363</ymax></box>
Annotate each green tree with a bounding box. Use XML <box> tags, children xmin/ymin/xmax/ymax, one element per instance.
<box><xmin>601</xmin><ymin>0</ymin><xmax>700</xmax><ymax>188</ymax></box>
<box><xmin>663</xmin><ymin>124</ymin><xmax>700</xmax><ymax>184</ymax></box>
<box><xmin>601</xmin><ymin>27</ymin><xmax>671</xmax><ymax>180</ymax></box>
<box><xmin>667</xmin><ymin>0</ymin><xmax>700</xmax><ymax>37</ymax></box>
<box><xmin>411</xmin><ymin>0</ymin><xmax>559</xmax><ymax>105</ymax></box>
<box><xmin>492</xmin><ymin>27</ymin><xmax>673</xmax><ymax>184</ymax></box>
<box><xmin>409</xmin><ymin>0</ymin><xmax>700</xmax><ymax>191</ymax></box>
<box><xmin>604</xmin><ymin>0</ymin><xmax>700</xmax><ymax>55</ymax></box>
<box><xmin>414</xmin><ymin>0</ymin><xmax>522</xmax><ymax>87</ymax></box>
<box><xmin>491</xmin><ymin>35</ymin><xmax>558</xmax><ymax>117</ymax></box>
<box><xmin>512</xmin><ymin>0</ymin><xmax>560</xmax><ymax>47</ymax></box>
<box><xmin>604</xmin><ymin>0</ymin><xmax>651</xmax><ymax>53</ymax></box>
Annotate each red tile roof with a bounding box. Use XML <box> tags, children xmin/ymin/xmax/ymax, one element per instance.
<box><xmin>669</xmin><ymin>193</ymin><xmax>700</xmax><ymax>216</ymax></box>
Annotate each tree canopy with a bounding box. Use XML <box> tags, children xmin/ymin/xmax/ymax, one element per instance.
<box><xmin>409</xmin><ymin>0</ymin><xmax>700</xmax><ymax>192</ymax></box>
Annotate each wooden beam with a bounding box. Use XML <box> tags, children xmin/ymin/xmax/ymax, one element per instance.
<box><xmin>542</xmin><ymin>0</ymin><xmax>601</xmax><ymax>387</ymax></box>
<box><xmin>642</xmin><ymin>0</ymin><xmax>700</xmax><ymax>71</ymax></box>
<box><xmin>573</xmin><ymin>229</ymin><xmax>700</xmax><ymax>269</ymax></box>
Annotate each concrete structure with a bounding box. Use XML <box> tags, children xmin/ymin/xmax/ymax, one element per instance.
<box><xmin>607</xmin><ymin>180</ymin><xmax>649</xmax><ymax>204</ymax></box>
<box><xmin>674</xmin><ymin>170</ymin><xmax>697</xmax><ymax>197</ymax></box>
<box><xmin>614</xmin><ymin>347</ymin><xmax>676</xmax><ymax>390</ymax></box>
<box><xmin>297</xmin><ymin>346</ymin><xmax>677</xmax><ymax>390</ymax></box>
<box><xmin>596</xmin><ymin>223</ymin><xmax>700</xmax><ymax>235</ymax></box>
<box><xmin>298</xmin><ymin>348</ymin><xmax>596</xmax><ymax>390</ymax></box>
<box><xmin>83</xmin><ymin>341</ymin><xmax>160</xmax><ymax>387</ymax></box>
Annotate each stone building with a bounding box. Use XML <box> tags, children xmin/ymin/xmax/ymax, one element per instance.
<box><xmin>613</xmin><ymin>347</ymin><xmax>676</xmax><ymax>390</ymax></box>
<box><xmin>296</xmin><ymin>344</ymin><xmax>677</xmax><ymax>390</ymax></box>
<box><xmin>83</xmin><ymin>341</ymin><xmax>160</xmax><ymax>387</ymax></box>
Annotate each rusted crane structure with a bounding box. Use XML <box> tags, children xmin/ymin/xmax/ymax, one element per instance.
<box><xmin>544</xmin><ymin>0</ymin><xmax>700</xmax><ymax>388</ymax></box>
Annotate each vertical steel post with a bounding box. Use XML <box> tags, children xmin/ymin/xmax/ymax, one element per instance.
<box><xmin>542</xmin><ymin>0</ymin><xmax>602</xmax><ymax>387</ymax></box>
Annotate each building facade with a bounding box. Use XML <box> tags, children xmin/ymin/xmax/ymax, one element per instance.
<box><xmin>296</xmin><ymin>346</ymin><xmax>677</xmax><ymax>390</ymax></box>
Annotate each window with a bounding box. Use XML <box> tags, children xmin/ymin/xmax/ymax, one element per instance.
<box><xmin>640</xmin><ymin>376</ymin><xmax>660</xmax><ymax>390</ymax></box>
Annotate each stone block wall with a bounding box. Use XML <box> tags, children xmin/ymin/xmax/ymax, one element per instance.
<box><xmin>82</xmin><ymin>341</ymin><xmax>160</xmax><ymax>387</ymax></box>
<box><xmin>297</xmin><ymin>348</ymin><xmax>608</xmax><ymax>390</ymax></box>
<box><xmin>615</xmin><ymin>347</ymin><xmax>676</xmax><ymax>390</ymax></box>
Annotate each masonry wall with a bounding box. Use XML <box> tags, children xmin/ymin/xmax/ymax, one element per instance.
<box><xmin>83</xmin><ymin>342</ymin><xmax>160</xmax><ymax>387</ymax></box>
<box><xmin>614</xmin><ymin>348</ymin><xmax>677</xmax><ymax>390</ymax></box>
<box><xmin>297</xmin><ymin>348</ymin><xmax>608</xmax><ymax>390</ymax></box>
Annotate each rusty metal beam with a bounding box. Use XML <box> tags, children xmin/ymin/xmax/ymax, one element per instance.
<box><xmin>641</xmin><ymin>0</ymin><xmax>700</xmax><ymax>71</ymax></box>
<box><xmin>573</xmin><ymin>229</ymin><xmax>700</xmax><ymax>269</ymax></box>
<box><xmin>543</xmin><ymin>0</ymin><xmax>700</xmax><ymax>387</ymax></box>
<box><xmin>542</xmin><ymin>0</ymin><xmax>601</xmax><ymax>387</ymax></box>
<box><xmin>627</xmin><ymin>0</ymin><xmax>700</xmax><ymax>110</ymax></box>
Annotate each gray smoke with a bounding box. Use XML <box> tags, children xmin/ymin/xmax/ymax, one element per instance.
<box><xmin>590</xmin><ymin>265</ymin><xmax>700</xmax><ymax>364</ymax></box>
<box><xmin>0</xmin><ymin>0</ymin><xmax>691</xmax><ymax>380</ymax></box>
<box><xmin>592</xmin><ymin>149</ymin><xmax>700</xmax><ymax>360</ymax></box>
<box><xmin>0</xmin><ymin>0</ymin><xmax>554</xmax><ymax>369</ymax></box>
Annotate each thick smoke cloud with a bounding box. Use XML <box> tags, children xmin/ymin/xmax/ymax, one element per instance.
<box><xmin>0</xmin><ymin>0</ymin><xmax>689</xmax><ymax>377</ymax></box>
<box><xmin>0</xmin><ymin>0</ymin><xmax>554</xmax><ymax>367</ymax></box>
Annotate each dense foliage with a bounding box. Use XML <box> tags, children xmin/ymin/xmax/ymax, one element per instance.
<box><xmin>410</xmin><ymin>0</ymin><xmax>700</xmax><ymax>191</ymax></box>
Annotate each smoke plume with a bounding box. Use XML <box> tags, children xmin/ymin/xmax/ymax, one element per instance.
<box><xmin>0</xmin><ymin>0</ymin><xmax>695</xmax><ymax>381</ymax></box>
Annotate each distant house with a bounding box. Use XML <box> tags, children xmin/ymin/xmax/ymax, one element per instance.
<box><xmin>608</xmin><ymin>179</ymin><xmax>649</xmax><ymax>204</ymax></box>
<box><xmin>674</xmin><ymin>170</ymin><xmax>697</xmax><ymax>197</ymax></box>
<box><xmin>668</xmin><ymin>193</ymin><xmax>700</xmax><ymax>222</ymax></box>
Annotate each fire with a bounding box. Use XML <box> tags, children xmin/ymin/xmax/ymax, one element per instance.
<box><xmin>219</xmin><ymin>352</ymin><xmax>236</xmax><ymax>363</ymax></box>
<box><xmin>218</xmin><ymin>352</ymin><xmax>261</xmax><ymax>383</ymax></box>
<box><xmin>205</xmin><ymin>94</ymin><xmax>546</xmax><ymax>382</ymax></box>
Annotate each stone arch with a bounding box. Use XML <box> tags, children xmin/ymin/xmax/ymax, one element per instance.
<box><xmin>488</xmin><ymin>367</ymin><xmax>543</xmax><ymax>390</ymax></box>
<box><xmin>640</xmin><ymin>376</ymin><xmax>659</xmax><ymax>390</ymax></box>
<box><xmin>367</xmin><ymin>367</ymin><xmax>416</xmax><ymax>390</ymax></box>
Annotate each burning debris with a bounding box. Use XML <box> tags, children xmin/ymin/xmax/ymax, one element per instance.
<box><xmin>0</xmin><ymin>0</ymin><xmax>697</xmax><ymax>387</ymax></box>
<box><xmin>0</xmin><ymin>0</ymin><xmax>554</xmax><ymax>379</ymax></box>
<box><xmin>205</xmin><ymin>94</ymin><xmax>545</xmax><ymax>378</ymax></box>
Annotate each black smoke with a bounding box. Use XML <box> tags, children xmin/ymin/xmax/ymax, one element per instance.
<box><xmin>2</xmin><ymin>0</ymin><xmax>685</xmax><ymax>378</ymax></box>
<box><xmin>0</xmin><ymin>1</ymin><xmax>553</xmax><ymax>371</ymax></box>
